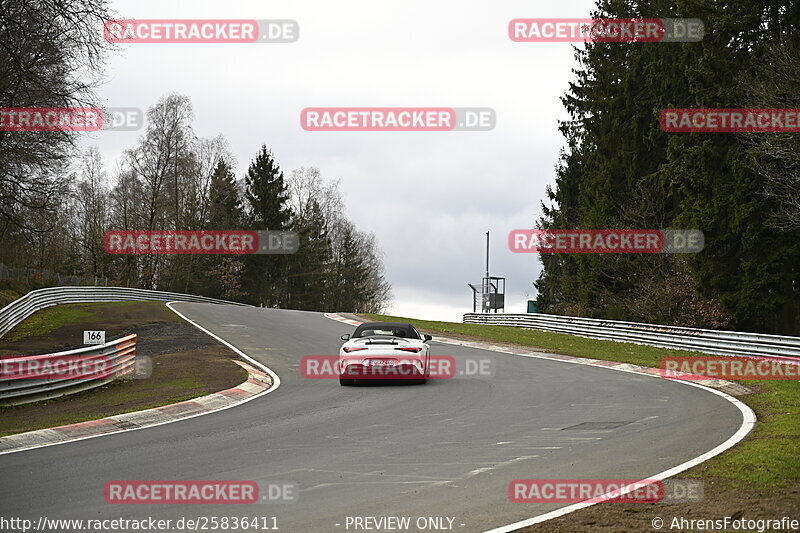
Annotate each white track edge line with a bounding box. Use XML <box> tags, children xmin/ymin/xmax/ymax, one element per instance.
<box><xmin>321</xmin><ymin>313</ymin><xmax>757</xmax><ymax>533</ymax></box>
<box><xmin>0</xmin><ymin>302</ymin><xmax>281</xmax><ymax>456</ymax></box>
<box><xmin>483</xmin><ymin>379</ymin><xmax>754</xmax><ymax>533</ymax></box>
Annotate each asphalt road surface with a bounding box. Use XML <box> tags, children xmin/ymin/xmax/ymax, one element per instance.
<box><xmin>0</xmin><ymin>303</ymin><xmax>746</xmax><ymax>532</ymax></box>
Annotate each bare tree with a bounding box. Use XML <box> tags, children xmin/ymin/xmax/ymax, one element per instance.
<box><xmin>123</xmin><ymin>94</ymin><xmax>195</xmax><ymax>287</ymax></box>
<box><xmin>0</xmin><ymin>0</ymin><xmax>111</xmax><ymax>231</ymax></box>
<box><xmin>287</xmin><ymin>166</ymin><xmax>344</xmax><ymax>225</ymax></box>
<box><xmin>71</xmin><ymin>147</ymin><xmax>109</xmax><ymax>277</ymax></box>
<box><xmin>107</xmin><ymin>165</ymin><xmax>145</xmax><ymax>285</ymax></box>
<box><xmin>126</xmin><ymin>94</ymin><xmax>195</xmax><ymax>231</ymax></box>
<box><xmin>356</xmin><ymin>230</ymin><xmax>392</xmax><ymax>313</ymax></box>
<box><xmin>194</xmin><ymin>134</ymin><xmax>235</xmax><ymax>229</ymax></box>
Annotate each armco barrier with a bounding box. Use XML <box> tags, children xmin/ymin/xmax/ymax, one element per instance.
<box><xmin>463</xmin><ymin>313</ymin><xmax>800</xmax><ymax>361</ymax></box>
<box><xmin>0</xmin><ymin>334</ymin><xmax>136</xmax><ymax>405</ymax></box>
<box><xmin>0</xmin><ymin>286</ymin><xmax>249</xmax><ymax>404</ymax></box>
<box><xmin>0</xmin><ymin>286</ymin><xmax>250</xmax><ymax>338</ymax></box>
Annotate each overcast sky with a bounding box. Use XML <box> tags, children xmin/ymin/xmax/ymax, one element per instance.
<box><xmin>85</xmin><ymin>0</ymin><xmax>597</xmax><ymax>321</ymax></box>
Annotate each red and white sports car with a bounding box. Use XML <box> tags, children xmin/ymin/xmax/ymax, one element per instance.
<box><xmin>338</xmin><ymin>322</ymin><xmax>432</xmax><ymax>386</ymax></box>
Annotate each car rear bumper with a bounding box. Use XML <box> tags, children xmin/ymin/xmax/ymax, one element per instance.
<box><xmin>340</xmin><ymin>361</ymin><xmax>426</xmax><ymax>379</ymax></box>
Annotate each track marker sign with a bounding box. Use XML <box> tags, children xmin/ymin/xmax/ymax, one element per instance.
<box><xmin>84</xmin><ymin>330</ymin><xmax>106</xmax><ymax>345</ymax></box>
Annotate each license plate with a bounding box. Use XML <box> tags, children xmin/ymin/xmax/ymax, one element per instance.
<box><xmin>369</xmin><ymin>360</ymin><xmax>396</xmax><ymax>366</ymax></box>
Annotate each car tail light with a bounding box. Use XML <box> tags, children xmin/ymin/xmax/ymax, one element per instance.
<box><xmin>395</xmin><ymin>347</ymin><xmax>421</xmax><ymax>353</ymax></box>
<box><xmin>343</xmin><ymin>347</ymin><xmax>367</xmax><ymax>353</ymax></box>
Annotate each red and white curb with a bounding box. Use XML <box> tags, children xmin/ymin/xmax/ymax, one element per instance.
<box><xmin>324</xmin><ymin>313</ymin><xmax>756</xmax><ymax>533</ymax></box>
<box><xmin>0</xmin><ymin>360</ymin><xmax>271</xmax><ymax>455</ymax></box>
<box><xmin>326</xmin><ymin>313</ymin><xmax>363</xmax><ymax>327</ymax></box>
<box><xmin>0</xmin><ymin>301</ymin><xmax>280</xmax><ymax>456</ymax></box>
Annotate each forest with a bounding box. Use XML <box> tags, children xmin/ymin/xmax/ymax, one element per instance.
<box><xmin>536</xmin><ymin>0</ymin><xmax>800</xmax><ymax>334</ymax></box>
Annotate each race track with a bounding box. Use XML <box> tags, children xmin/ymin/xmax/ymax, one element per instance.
<box><xmin>0</xmin><ymin>303</ymin><xmax>746</xmax><ymax>532</ymax></box>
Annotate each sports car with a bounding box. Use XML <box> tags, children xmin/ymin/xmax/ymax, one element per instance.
<box><xmin>338</xmin><ymin>321</ymin><xmax>432</xmax><ymax>385</ymax></box>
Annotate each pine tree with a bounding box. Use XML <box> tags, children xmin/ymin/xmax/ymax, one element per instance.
<box><xmin>207</xmin><ymin>159</ymin><xmax>243</xmax><ymax>229</ymax></box>
<box><xmin>288</xmin><ymin>198</ymin><xmax>332</xmax><ymax>311</ymax></box>
<box><xmin>242</xmin><ymin>145</ymin><xmax>293</xmax><ymax>306</ymax></box>
<box><xmin>536</xmin><ymin>0</ymin><xmax>800</xmax><ymax>333</ymax></box>
<box><xmin>327</xmin><ymin>222</ymin><xmax>373</xmax><ymax>312</ymax></box>
<box><xmin>198</xmin><ymin>159</ymin><xmax>244</xmax><ymax>299</ymax></box>
<box><xmin>244</xmin><ymin>145</ymin><xmax>291</xmax><ymax>230</ymax></box>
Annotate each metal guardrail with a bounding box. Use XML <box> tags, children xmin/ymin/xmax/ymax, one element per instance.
<box><xmin>0</xmin><ymin>286</ymin><xmax>250</xmax><ymax>338</ymax></box>
<box><xmin>0</xmin><ymin>286</ymin><xmax>249</xmax><ymax>404</ymax></box>
<box><xmin>463</xmin><ymin>313</ymin><xmax>800</xmax><ymax>361</ymax></box>
<box><xmin>0</xmin><ymin>334</ymin><xmax>137</xmax><ymax>405</ymax></box>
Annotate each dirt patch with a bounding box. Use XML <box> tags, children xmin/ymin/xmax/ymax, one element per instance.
<box><xmin>0</xmin><ymin>301</ymin><xmax>247</xmax><ymax>436</ymax></box>
<box><xmin>0</xmin><ymin>301</ymin><xmax>180</xmax><ymax>356</ymax></box>
<box><xmin>134</xmin><ymin>321</ymin><xmax>220</xmax><ymax>356</ymax></box>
